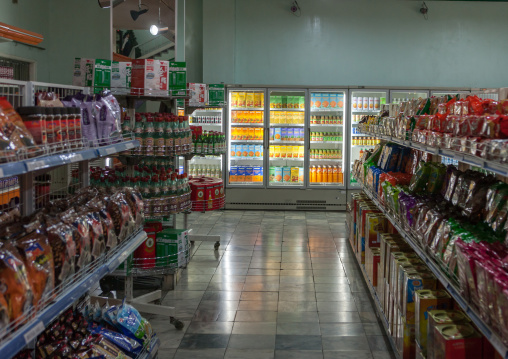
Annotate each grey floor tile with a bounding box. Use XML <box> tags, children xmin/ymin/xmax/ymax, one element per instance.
<box><xmin>278</xmin><ymin>301</ymin><xmax>317</xmax><ymax>312</ymax></box>
<box><xmin>174</xmin><ymin>348</ymin><xmax>226</xmax><ymax>359</ymax></box>
<box><xmin>275</xmin><ymin>335</ymin><xmax>322</xmax><ymax>350</ymax></box>
<box><xmin>278</xmin><ymin>291</ymin><xmax>316</xmax><ymax>302</ymax></box>
<box><xmin>317</xmin><ymin>301</ymin><xmax>358</xmax><ymax>312</ymax></box>
<box><xmin>319</xmin><ymin>323</ymin><xmax>365</xmax><ymax>336</ymax></box>
<box><xmin>197</xmin><ymin>300</ymin><xmax>240</xmax><ymax>312</ymax></box>
<box><xmin>192</xmin><ymin>309</ymin><xmax>237</xmax><ymax>322</ymax></box>
<box><xmin>241</xmin><ymin>291</ymin><xmax>279</xmax><ymax>301</ymax></box>
<box><xmin>227</xmin><ymin>334</ymin><xmax>276</xmax><ymax>349</ymax></box>
<box><xmin>202</xmin><ymin>291</ymin><xmax>242</xmax><ymax>301</ymax></box>
<box><xmin>274</xmin><ymin>350</ymin><xmax>324</xmax><ymax>359</ymax></box>
<box><xmin>235</xmin><ymin>310</ymin><xmax>278</xmax><ymax>322</ymax></box>
<box><xmin>178</xmin><ymin>333</ymin><xmax>230</xmax><ymax>349</ymax></box>
<box><xmin>372</xmin><ymin>351</ymin><xmax>397</xmax><ymax>359</ymax></box>
<box><xmin>315</xmin><ymin>292</ymin><xmax>354</xmax><ymax>302</ymax></box>
<box><xmin>367</xmin><ymin>335</ymin><xmax>392</xmax><ymax>351</ymax></box>
<box><xmin>186</xmin><ymin>321</ymin><xmax>233</xmax><ymax>334</ymax></box>
<box><xmin>232</xmin><ymin>321</ymin><xmax>277</xmax><ymax>334</ymax></box>
<box><xmin>318</xmin><ymin>311</ymin><xmax>362</xmax><ymax>323</ymax></box>
<box><xmin>243</xmin><ymin>283</ymin><xmax>281</xmax><ymax>291</ymax></box>
<box><xmin>245</xmin><ymin>275</ymin><xmax>280</xmax><ymax>283</ymax></box>
<box><xmin>278</xmin><ymin>283</ymin><xmax>315</xmax><ymax>292</ymax></box>
<box><xmin>207</xmin><ymin>282</ymin><xmax>245</xmax><ymax>292</ymax></box>
<box><xmin>277</xmin><ymin>311</ymin><xmax>320</xmax><ymax>323</ymax></box>
<box><xmin>238</xmin><ymin>300</ymin><xmax>279</xmax><ymax>311</ymax></box>
<box><xmin>277</xmin><ymin>322</ymin><xmax>321</xmax><ymax>335</ymax></box>
<box><xmin>359</xmin><ymin>312</ymin><xmax>379</xmax><ymax>323</ymax></box>
<box><xmin>363</xmin><ymin>323</ymin><xmax>385</xmax><ymax>336</ymax></box>
<box><xmin>321</xmin><ymin>335</ymin><xmax>369</xmax><ymax>351</ymax></box>
<box><xmin>225</xmin><ymin>348</ymin><xmax>275</xmax><ymax>359</ymax></box>
<box><xmin>323</xmin><ymin>350</ymin><xmax>373</xmax><ymax>359</ymax></box>
<box><xmin>157</xmin><ymin>348</ymin><xmax>176</xmax><ymax>358</ymax></box>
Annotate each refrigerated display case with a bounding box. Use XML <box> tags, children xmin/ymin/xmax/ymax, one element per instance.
<box><xmin>268</xmin><ymin>89</ymin><xmax>306</xmax><ymax>187</ymax></box>
<box><xmin>431</xmin><ymin>90</ymin><xmax>471</xmax><ymax>97</ymax></box>
<box><xmin>389</xmin><ymin>90</ymin><xmax>429</xmax><ymax>104</ymax></box>
<box><xmin>308</xmin><ymin>90</ymin><xmax>347</xmax><ymax>187</ymax></box>
<box><xmin>227</xmin><ymin>89</ymin><xmax>266</xmax><ymax>186</ymax></box>
<box><xmin>349</xmin><ymin>90</ymin><xmax>388</xmax><ymax>187</ymax></box>
<box><xmin>187</xmin><ymin>107</ymin><xmax>225</xmax><ymax>179</ymax></box>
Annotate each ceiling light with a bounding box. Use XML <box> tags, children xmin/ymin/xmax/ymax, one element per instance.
<box><xmin>130</xmin><ymin>0</ymin><xmax>149</xmax><ymax>21</ymax></box>
<box><xmin>150</xmin><ymin>25</ymin><xmax>169</xmax><ymax>35</ymax></box>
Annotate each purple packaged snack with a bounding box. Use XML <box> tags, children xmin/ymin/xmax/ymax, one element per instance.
<box><xmin>95</xmin><ymin>92</ymin><xmax>122</xmax><ymax>146</ymax></box>
<box><xmin>80</xmin><ymin>101</ymin><xmax>98</xmax><ymax>145</ymax></box>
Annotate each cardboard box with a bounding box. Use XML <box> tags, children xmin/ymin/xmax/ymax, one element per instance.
<box><xmin>187</xmin><ymin>83</ymin><xmax>207</xmax><ymax>106</ymax></box>
<box><xmin>427</xmin><ymin>310</ymin><xmax>470</xmax><ymax>359</ymax></box>
<box><xmin>111</xmin><ymin>61</ymin><xmax>131</xmax><ymax>93</ymax></box>
<box><xmin>365</xmin><ymin>213</ymin><xmax>386</xmax><ymax>248</ymax></box>
<box><xmin>208</xmin><ymin>84</ymin><xmax>225</xmax><ymax>106</ymax></box>
<box><xmin>401</xmin><ymin>274</ymin><xmax>438</xmax><ymax>325</ymax></box>
<box><xmin>131</xmin><ymin>59</ymin><xmax>158</xmax><ymax>95</ymax></box>
<box><xmin>433</xmin><ymin>324</ymin><xmax>482</xmax><ymax>359</ymax></box>
<box><xmin>415</xmin><ymin>290</ymin><xmax>453</xmax><ymax>356</ymax></box>
<box><xmin>169</xmin><ymin>61</ymin><xmax>187</xmax><ymax>96</ymax></box>
<box><xmin>72</xmin><ymin>58</ymin><xmax>111</xmax><ymax>93</ymax></box>
<box><xmin>72</xmin><ymin>58</ymin><xmax>94</xmax><ymax>87</ymax></box>
<box><xmin>156</xmin><ymin>228</ymin><xmax>189</xmax><ymax>268</ymax></box>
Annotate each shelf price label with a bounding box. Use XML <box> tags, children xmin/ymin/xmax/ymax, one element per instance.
<box><xmin>24</xmin><ymin>321</ymin><xmax>45</xmax><ymax>344</ymax></box>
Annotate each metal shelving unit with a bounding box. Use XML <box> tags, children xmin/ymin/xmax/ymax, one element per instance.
<box><xmin>357</xmin><ymin>182</ymin><xmax>508</xmax><ymax>358</ymax></box>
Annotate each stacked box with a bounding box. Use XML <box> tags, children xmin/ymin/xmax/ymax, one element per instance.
<box><xmin>187</xmin><ymin>83</ymin><xmax>207</xmax><ymax>106</ymax></box>
<box><xmin>111</xmin><ymin>61</ymin><xmax>131</xmax><ymax>93</ymax></box>
<box><xmin>208</xmin><ymin>84</ymin><xmax>225</xmax><ymax>106</ymax></box>
<box><xmin>169</xmin><ymin>61</ymin><xmax>187</xmax><ymax>96</ymax></box>
<box><xmin>427</xmin><ymin>310</ymin><xmax>471</xmax><ymax>359</ymax></box>
<box><xmin>72</xmin><ymin>58</ymin><xmax>111</xmax><ymax>93</ymax></box>
<box><xmin>156</xmin><ymin>229</ymin><xmax>189</xmax><ymax>268</ymax></box>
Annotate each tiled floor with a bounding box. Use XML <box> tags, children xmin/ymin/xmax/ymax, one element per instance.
<box><xmin>149</xmin><ymin>210</ymin><xmax>395</xmax><ymax>359</ymax></box>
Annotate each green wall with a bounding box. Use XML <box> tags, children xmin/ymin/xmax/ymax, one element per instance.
<box><xmin>0</xmin><ymin>0</ymin><xmax>110</xmax><ymax>84</ymax></box>
<box><xmin>185</xmin><ymin>0</ymin><xmax>203</xmax><ymax>82</ymax></box>
<box><xmin>203</xmin><ymin>0</ymin><xmax>508</xmax><ymax>88</ymax></box>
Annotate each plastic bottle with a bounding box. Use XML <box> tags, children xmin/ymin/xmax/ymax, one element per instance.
<box><xmin>143</xmin><ymin>114</ymin><xmax>155</xmax><ymax>156</ymax></box>
<box><xmin>338</xmin><ymin>167</ymin><xmax>343</xmax><ymax>184</ymax></box>
<box><xmin>316</xmin><ymin>165</ymin><xmax>323</xmax><ymax>182</ymax></box>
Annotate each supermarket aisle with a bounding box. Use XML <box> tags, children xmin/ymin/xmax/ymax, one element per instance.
<box><xmin>150</xmin><ymin>210</ymin><xmax>395</xmax><ymax>359</ymax></box>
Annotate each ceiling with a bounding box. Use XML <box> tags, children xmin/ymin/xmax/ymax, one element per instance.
<box><xmin>113</xmin><ymin>0</ymin><xmax>175</xmax><ymax>31</ymax></box>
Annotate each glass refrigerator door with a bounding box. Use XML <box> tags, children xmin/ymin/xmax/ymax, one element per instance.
<box><xmin>227</xmin><ymin>89</ymin><xmax>265</xmax><ymax>187</ymax></box>
<box><xmin>431</xmin><ymin>90</ymin><xmax>470</xmax><ymax>98</ymax></box>
<box><xmin>187</xmin><ymin>107</ymin><xmax>224</xmax><ymax>179</ymax></box>
<box><xmin>349</xmin><ymin>90</ymin><xmax>388</xmax><ymax>187</ymax></box>
<box><xmin>308</xmin><ymin>90</ymin><xmax>346</xmax><ymax>188</ymax></box>
<box><xmin>268</xmin><ymin>90</ymin><xmax>306</xmax><ymax>187</ymax></box>
<box><xmin>390</xmin><ymin>90</ymin><xmax>429</xmax><ymax>104</ymax></box>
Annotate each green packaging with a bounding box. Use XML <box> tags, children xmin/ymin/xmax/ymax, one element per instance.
<box><xmin>169</xmin><ymin>61</ymin><xmax>187</xmax><ymax>96</ymax></box>
<box><xmin>208</xmin><ymin>84</ymin><xmax>225</xmax><ymax>106</ymax></box>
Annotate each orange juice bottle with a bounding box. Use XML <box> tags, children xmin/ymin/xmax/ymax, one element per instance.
<box><xmin>332</xmin><ymin>166</ymin><xmax>339</xmax><ymax>183</ymax></box>
<box><xmin>326</xmin><ymin>166</ymin><xmax>332</xmax><ymax>182</ymax></box>
<box><xmin>338</xmin><ymin>167</ymin><xmax>343</xmax><ymax>184</ymax></box>
<box><xmin>310</xmin><ymin>166</ymin><xmax>316</xmax><ymax>182</ymax></box>
<box><xmin>316</xmin><ymin>166</ymin><xmax>323</xmax><ymax>182</ymax></box>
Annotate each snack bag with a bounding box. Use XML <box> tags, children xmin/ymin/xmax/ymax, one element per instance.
<box><xmin>88</xmin><ymin>326</ymin><xmax>143</xmax><ymax>356</ymax></box>
<box><xmin>46</xmin><ymin>219</ymin><xmax>76</xmax><ymax>285</ymax></box>
<box><xmin>0</xmin><ymin>98</ymin><xmax>40</xmax><ymax>157</ymax></box>
<box><xmin>15</xmin><ymin>232</ymin><xmax>55</xmax><ymax>306</ymax></box>
<box><xmin>116</xmin><ymin>299</ymin><xmax>152</xmax><ymax>344</ymax></box>
<box><xmin>409</xmin><ymin>161</ymin><xmax>431</xmax><ymax>193</ymax></box>
<box><xmin>0</xmin><ymin>242</ymin><xmax>34</xmax><ymax>322</ymax></box>
<box><xmin>426</xmin><ymin>163</ymin><xmax>446</xmax><ymax>194</ymax></box>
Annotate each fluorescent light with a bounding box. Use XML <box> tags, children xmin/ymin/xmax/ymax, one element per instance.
<box><xmin>150</xmin><ymin>25</ymin><xmax>159</xmax><ymax>35</ymax></box>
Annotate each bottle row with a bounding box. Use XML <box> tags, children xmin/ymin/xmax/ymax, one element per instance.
<box><xmin>351</xmin><ymin>96</ymin><xmax>384</xmax><ymax>111</ymax></box>
<box><xmin>352</xmin><ymin>137</ymin><xmax>380</xmax><ymax>146</ymax></box>
<box><xmin>310</xmin><ymin>149</ymin><xmax>342</xmax><ymax>159</ymax></box>
<box><xmin>193</xmin><ymin>131</ymin><xmax>227</xmax><ymax>155</ymax></box>
<box><xmin>131</xmin><ymin>112</ymin><xmax>192</xmax><ymax>156</ymax></box>
<box><xmin>189</xmin><ymin>164</ymin><xmax>222</xmax><ymax>178</ymax></box>
<box><xmin>231</xmin><ymin>144</ymin><xmax>264</xmax><ymax>158</ymax></box>
<box><xmin>310</xmin><ymin>132</ymin><xmax>343</xmax><ymax>142</ymax></box>
<box><xmin>310</xmin><ymin>165</ymin><xmax>343</xmax><ymax>183</ymax></box>
<box><xmin>231</xmin><ymin>127</ymin><xmax>264</xmax><ymax>140</ymax></box>
<box><xmin>190</xmin><ymin>115</ymin><xmax>221</xmax><ymax>124</ymax></box>
<box><xmin>310</xmin><ymin>115</ymin><xmax>343</xmax><ymax>125</ymax></box>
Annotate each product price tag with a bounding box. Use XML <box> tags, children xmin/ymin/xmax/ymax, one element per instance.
<box><xmin>73</xmin><ymin>154</ymin><xmax>84</xmax><ymax>162</ymax></box>
<box><xmin>24</xmin><ymin>321</ymin><xmax>45</xmax><ymax>344</ymax></box>
<box><xmin>105</xmin><ymin>147</ymin><xmax>117</xmax><ymax>155</ymax></box>
<box><xmin>26</xmin><ymin>160</ymin><xmax>46</xmax><ymax>172</ymax></box>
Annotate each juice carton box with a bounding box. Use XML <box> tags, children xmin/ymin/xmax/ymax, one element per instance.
<box><xmin>291</xmin><ymin>167</ymin><xmax>299</xmax><ymax>182</ymax></box>
<box><xmin>274</xmin><ymin>146</ymin><xmax>281</xmax><ymax>158</ymax></box>
<box><xmin>274</xmin><ymin>128</ymin><xmax>282</xmax><ymax>141</ymax></box>
<box><xmin>245</xmin><ymin>166</ymin><xmax>253</xmax><ymax>182</ymax></box>
<box><xmin>298</xmin><ymin>167</ymin><xmax>304</xmax><ymax>182</ymax></box>
<box><xmin>236</xmin><ymin>166</ymin><xmax>245</xmax><ymax>182</ymax></box>
<box><xmin>314</xmin><ymin>93</ymin><xmax>322</xmax><ymax>108</ymax></box>
<box><xmin>248</xmin><ymin>144</ymin><xmax>255</xmax><ymax>157</ymax></box>
<box><xmin>321</xmin><ymin>93</ymin><xmax>330</xmax><ymax>109</ymax></box>
<box><xmin>330</xmin><ymin>93</ymin><xmax>338</xmax><ymax>109</ymax></box>
<box><xmin>255</xmin><ymin>127</ymin><xmax>263</xmax><ymax>140</ymax></box>
<box><xmin>287</xmin><ymin>128</ymin><xmax>294</xmax><ymax>140</ymax></box>
<box><xmin>248</xmin><ymin>128</ymin><xmax>255</xmax><ymax>140</ymax></box>
<box><xmin>242</xmin><ymin>144</ymin><xmax>249</xmax><ymax>157</ymax></box>
<box><xmin>415</xmin><ymin>290</ymin><xmax>452</xmax><ymax>353</ymax></box>
<box><xmin>280</xmin><ymin>112</ymin><xmax>287</xmax><ymax>124</ymax></box>
<box><xmin>132</xmin><ymin>59</ymin><xmax>158</xmax><ymax>95</ymax></box>
<box><xmin>246</xmin><ymin>92</ymin><xmax>254</xmax><ymax>107</ymax></box>
<box><xmin>231</xmin><ymin>92</ymin><xmax>239</xmax><ymax>107</ymax></box>
<box><xmin>235</xmin><ymin>145</ymin><xmax>242</xmax><ymax>157</ymax></box>
<box><xmin>282</xmin><ymin>166</ymin><xmax>291</xmax><ymax>182</ymax></box>
<box><xmin>255</xmin><ymin>145</ymin><xmax>262</xmax><ymax>157</ymax></box>
<box><xmin>254</xmin><ymin>92</ymin><xmax>262</xmax><ymax>107</ymax></box>
<box><xmin>269</xmin><ymin>167</ymin><xmax>275</xmax><ymax>182</ymax></box>
<box><xmin>281</xmin><ymin>128</ymin><xmax>288</xmax><ymax>141</ymax></box>
<box><xmin>298</xmin><ymin>146</ymin><xmax>305</xmax><ymax>158</ymax></box>
<box><xmin>253</xmin><ymin>166</ymin><xmax>262</xmax><ymax>182</ymax></box>
<box><xmin>238</xmin><ymin>92</ymin><xmax>246</xmax><ymax>107</ymax></box>
<box><xmin>280</xmin><ymin>146</ymin><xmax>287</xmax><ymax>158</ymax></box>
<box><xmin>111</xmin><ymin>61</ymin><xmax>131</xmax><ymax>93</ymax></box>
<box><xmin>311</xmin><ymin>94</ymin><xmax>316</xmax><ymax>109</ymax></box>
<box><xmin>274</xmin><ymin>167</ymin><xmax>283</xmax><ymax>182</ymax></box>
<box><xmin>299</xmin><ymin>96</ymin><xmax>305</xmax><ymax>109</ymax></box>
<box><xmin>230</xmin><ymin>144</ymin><xmax>236</xmax><ymax>158</ymax></box>
<box><xmin>269</xmin><ymin>128</ymin><xmax>274</xmax><ymax>140</ymax></box>
<box><xmin>292</xmin><ymin>146</ymin><xmax>300</xmax><ymax>158</ymax></box>
<box><xmin>365</xmin><ymin>213</ymin><xmax>387</xmax><ymax>248</ymax></box>
<box><xmin>281</xmin><ymin>96</ymin><xmax>287</xmax><ymax>109</ymax></box>
<box><xmin>269</xmin><ymin>145</ymin><xmax>274</xmax><ymax>158</ymax></box>
<box><xmin>241</xmin><ymin>127</ymin><xmax>248</xmax><ymax>140</ymax></box>
<box><xmin>401</xmin><ymin>273</ymin><xmax>438</xmax><ymax>325</ymax></box>
<box><xmin>229</xmin><ymin>166</ymin><xmax>237</xmax><ymax>182</ymax></box>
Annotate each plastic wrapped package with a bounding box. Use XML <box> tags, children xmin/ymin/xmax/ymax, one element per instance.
<box><xmin>86</xmin><ymin>211</ymin><xmax>106</xmax><ymax>260</ymax></box>
<box><xmin>106</xmin><ymin>192</ymin><xmax>135</xmax><ymax>242</ymax></box>
<box><xmin>475</xmin><ymin>258</ymin><xmax>504</xmax><ymax>325</ymax></box>
<box><xmin>462</xmin><ymin>175</ymin><xmax>496</xmax><ymax>222</ymax></box>
<box><xmin>46</xmin><ymin>219</ymin><xmax>76</xmax><ymax>286</ymax></box>
<box><xmin>88</xmin><ymin>327</ymin><xmax>142</xmax><ymax>356</ymax></box>
<box><xmin>95</xmin><ymin>92</ymin><xmax>123</xmax><ymax>146</ymax></box>
<box><xmin>0</xmin><ymin>241</ymin><xmax>34</xmax><ymax>322</ymax></box>
<box><xmin>484</xmin><ymin>183</ymin><xmax>508</xmax><ymax>227</ymax></box>
<box><xmin>79</xmin><ymin>100</ymin><xmax>98</xmax><ymax>145</ymax></box>
<box><xmin>60</xmin><ymin>209</ymin><xmax>91</xmax><ymax>271</ymax></box>
<box><xmin>15</xmin><ymin>231</ymin><xmax>55</xmax><ymax>306</ymax></box>
<box><xmin>493</xmin><ymin>274</ymin><xmax>508</xmax><ymax>342</ymax></box>
<box><xmin>409</xmin><ymin>161</ymin><xmax>431</xmax><ymax>193</ymax></box>
<box><xmin>116</xmin><ymin>300</ymin><xmax>152</xmax><ymax>344</ymax></box>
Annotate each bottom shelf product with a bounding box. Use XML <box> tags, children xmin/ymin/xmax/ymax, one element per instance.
<box><xmin>229</xmin><ymin>166</ymin><xmax>264</xmax><ymax>184</ymax></box>
<box><xmin>269</xmin><ymin>166</ymin><xmax>303</xmax><ymax>184</ymax></box>
<box><xmin>309</xmin><ymin>165</ymin><xmax>343</xmax><ymax>184</ymax></box>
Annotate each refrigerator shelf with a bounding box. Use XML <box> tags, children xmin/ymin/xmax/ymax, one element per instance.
<box><xmin>351</xmin><ymin>145</ymin><xmax>375</xmax><ymax>148</ymax></box>
<box><xmin>231</xmin><ymin>157</ymin><xmax>263</xmax><ymax>161</ymax></box>
<box><xmin>270</xmin><ymin>141</ymin><xmax>304</xmax><ymax>145</ymax></box>
<box><xmin>230</xmin><ymin>123</ymin><xmax>264</xmax><ymax>127</ymax></box>
<box><xmin>231</xmin><ymin>140</ymin><xmax>263</xmax><ymax>143</ymax></box>
<box><xmin>310</xmin><ymin>141</ymin><xmax>342</xmax><ymax>144</ymax></box>
<box><xmin>269</xmin><ymin>158</ymin><xmax>304</xmax><ymax>161</ymax></box>
<box><xmin>310</xmin><ymin>124</ymin><xmax>343</xmax><ymax>127</ymax></box>
<box><xmin>270</xmin><ymin>123</ymin><xmax>305</xmax><ymax>127</ymax></box>
<box><xmin>231</xmin><ymin>107</ymin><xmax>264</xmax><ymax>111</ymax></box>
<box><xmin>190</xmin><ymin>122</ymin><xmax>222</xmax><ymax>126</ymax></box>
<box><xmin>310</xmin><ymin>158</ymin><xmax>342</xmax><ymax>162</ymax></box>
<box><xmin>310</xmin><ymin>109</ymin><xmax>344</xmax><ymax>112</ymax></box>
<box><xmin>352</xmin><ymin>110</ymin><xmax>380</xmax><ymax>114</ymax></box>
<box><xmin>269</xmin><ymin>182</ymin><xmax>303</xmax><ymax>186</ymax></box>
<box><xmin>270</xmin><ymin>108</ymin><xmax>305</xmax><ymax>112</ymax></box>
<box><xmin>310</xmin><ymin>182</ymin><xmax>344</xmax><ymax>186</ymax></box>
